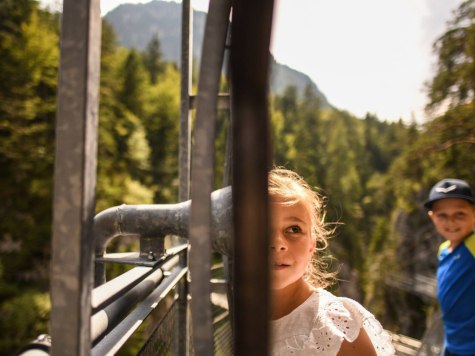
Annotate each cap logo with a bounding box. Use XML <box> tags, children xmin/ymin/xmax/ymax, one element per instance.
<box><xmin>435</xmin><ymin>185</ymin><xmax>457</xmax><ymax>194</ymax></box>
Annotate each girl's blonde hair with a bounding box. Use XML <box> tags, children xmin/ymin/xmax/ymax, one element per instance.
<box><xmin>268</xmin><ymin>167</ymin><xmax>336</xmax><ymax>288</ymax></box>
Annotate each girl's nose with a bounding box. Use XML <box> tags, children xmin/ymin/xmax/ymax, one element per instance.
<box><xmin>270</xmin><ymin>232</ymin><xmax>287</xmax><ymax>251</ymax></box>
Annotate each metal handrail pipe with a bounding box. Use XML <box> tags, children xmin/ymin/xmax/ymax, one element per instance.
<box><xmin>161</xmin><ymin>254</ymin><xmax>181</xmax><ymax>272</ymax></box>
<box><xmin>94</xmin><ymin>186</ymin><xmax>233</xmax><ymax>285</ymax></box>
<box><xmin>92</xmin><ymin>265</ymin><xmax>188</xmax><ymax>355</ymax></box>
<box><xmin>92</xmin><ymin>266</ymin><xmax>153</xmax><ymax>311</ymax></box>
<box><xmin>91</xmin><ymin>267</ymin><xmax>164</xmax><ymax>343</ymax></box>
<box><xmin>90</xmin><ymin>254</ymin><xmax>180</xmax><ymax>342</ymax></box>
<box><xmin>94</xmin><ymin>202</ymin><xmax>189</xmax><ymax>258</ymax></box>
<box><xmin>93</xmin><ymin>248</ymin><xmax>185</xmax><ymax>311</ymax></box>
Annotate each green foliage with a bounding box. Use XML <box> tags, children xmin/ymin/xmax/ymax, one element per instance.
<box><xmin>97</xmin><ymin>85</ymin><xmax>154</xmax><ymax>209</ymax></box>
<box><xmin>96</xmin><ymin>20</ymin><xmax>155</xmax><ymax>211</ymax></box>
<box><xmin>0</xmin><ymin>291</ymin><xmax>50</xmax><ymax>354</ymax></box>
<box><xmin>427</xmin><ymin>0</ymin><xmax>475</xmax><ymax>110</ymax></box>
<box><xmin>142</xmin><ymin>65</ymin><xmax>180</xmax><ymax>203</ymax></box>
<box><xmin>271</xmin><ymin>87</ymin><xmax>410</xmax><ymax>282</ymax></box>
<box><xmin>0</xmin><ymin>1</ymin><xmax>58</xmax><ymax>285</ymax></box>
<box><xmin>0</xmin><ymin>0</ymin><xmax>34</xmax><ymax>39</ymax></box>
<box><xmin>272</xmin><ymin>86</ymin><xmax>299</xmax><ymax>164</ymax></box>
<box><xmin>143</xmin><ymin>34</ymin><xmax>165</xmax><ymax>84</ymax></box>
<box><xmin>0</xmin><ymin>4</ymin><xmax>56</xmax><ymax>353</ymax></box>
<box><xmin>119</xmin><ymin>49</ymin><xmax>149</xmax><ymax>119</ymax></box>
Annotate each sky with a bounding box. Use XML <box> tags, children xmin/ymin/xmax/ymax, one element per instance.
<box><xmin>41</xmin><ymin>0</ymin><xmax>464</xmax><ymax>122</ymax></box>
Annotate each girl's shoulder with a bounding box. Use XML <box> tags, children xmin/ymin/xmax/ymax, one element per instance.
<box><xmin>271</xmin><ymin>289</ymin><xmax>395</xmax><ymax>356</ymax></box>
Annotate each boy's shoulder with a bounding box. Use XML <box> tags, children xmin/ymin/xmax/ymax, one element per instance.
<box><xmin>466</xmin><ymin>233</ymin><xmax>475</xmax><ymax>257</ymax></box>
<box><xmin>438</xmin><ymin>240</ymin><xmax>451</xmax><ymax>257</ymax></box>
<box><xmin>438</xmin><ymin>233</ymin><xmax>475</xmax><ymax>258</ymax></box>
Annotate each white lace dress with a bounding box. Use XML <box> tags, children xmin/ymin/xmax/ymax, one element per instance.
<box><xmin>270</xmin><ymin>288</ymin><xmax>395</xmax><ymax>355</ymax></box>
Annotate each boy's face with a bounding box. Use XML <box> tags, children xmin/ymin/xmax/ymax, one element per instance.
<box><xmin>429</xmin><ymin>198</ymin><xmax>475</xmax><ymax>248</ymax></box>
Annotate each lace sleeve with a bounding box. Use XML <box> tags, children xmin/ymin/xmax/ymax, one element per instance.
<box><xmin>361</xmin><ymin>309</ymin><xmax>395</xmax><ymax>355</ymax></box>
<box><xmin>334</xmin><ymin>297</ymin><xmax>395</xmax><ymax>355</ymax></box>
<box><xmin>270</xmin><ymin>291</ymin><xmax>395</xmax><ymax>356</ymax></box>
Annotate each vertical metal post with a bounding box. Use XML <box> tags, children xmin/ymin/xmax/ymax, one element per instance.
<box><xmin>231</xmin><ymin>0</ymin><xmax>275</xmax><ymax>355</ymax></box>
<box><xmin>179</xmin><ymin>0</ymin><xmax>193</xmax><ymax>203</ymax></box>
<box><xmin>189</xmin><ymin>0</ymin><xmax>232</xmax><ymax>354</ymax></box>
<box><xmin>222</xmin><ymin>27</ymin><xmax>233</xmax><ymax>188</ymax></box>
<box><xmin>222</xmin><ymin>27</ymin><xmax>235</xmax><ymax>334</ymax></box>
<box><xmin>50</xmin><ymin>0</ymin><xmax>101</xmax><ymax>354</ymax></box>
<box><xmin>177</xmin><ymin>1</ymin><xmax>192</xmax><ymax>355</ymax></box>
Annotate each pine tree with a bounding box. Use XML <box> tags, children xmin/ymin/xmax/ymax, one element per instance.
<box><xmin>96</xmin><ymin>22</ymin><xmax>154</xmax><ymax>210</ymax></box>
<box><xmin>118</xmin><ymin>49</ymin><xmax>149</xmax><ymax>119</ymax></box>
<box><xmin>142</xmin><ymin>65</ymin><xmax>180</xmax><ymax>203</ymax></box>
<box><xmin>427</xmin><ymin>0</ymin><xmax>475</xmax><ymax>111</ymax></box>
<box><xmin>143</xmin><ymin>33</ymin><xmax>165</xmax><ymax>85</ymax></box>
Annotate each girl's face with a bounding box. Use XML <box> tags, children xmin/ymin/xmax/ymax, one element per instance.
<box><xmin>270</xmin><ymin>198</ymin><xmax>315</xmax><ymax>291</ymax></box>
<box><xmin>429</xmin><ymin>198</ymin><xmax>475</xmax><ymax>249</ymax></box>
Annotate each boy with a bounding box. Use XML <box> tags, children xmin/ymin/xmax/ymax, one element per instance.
<box><xmin>424</xmin><ymin>178</ymin><xmax>475</xmax><ymax>356</ymax></box>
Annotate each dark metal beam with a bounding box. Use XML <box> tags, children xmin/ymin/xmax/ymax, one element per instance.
<box><xmin>50</xmin><ymin>0</ymin><xmax>101</xmax><ymax>354</ymax></box>
<box><xmin>230</xmin><ymin>0</ymin><xmax>275</xmax><ymax>354</ymax></box>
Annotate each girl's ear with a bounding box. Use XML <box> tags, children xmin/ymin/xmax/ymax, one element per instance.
<box><xmin>309</xmin><ymin>238</ymin><xmax>316</xmax><ymax>253</ymax></box>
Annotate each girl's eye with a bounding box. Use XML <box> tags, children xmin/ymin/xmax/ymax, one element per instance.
<box><xmin>286</xmin><ymin>225</ymin><xmax>302</xmax><ymax>234</ymax></box>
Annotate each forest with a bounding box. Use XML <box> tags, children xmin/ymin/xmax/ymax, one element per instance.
<box><xmin>0</xmin><ymin>0</ymin><xmax>474</xmax><ymax>354</ymax></box>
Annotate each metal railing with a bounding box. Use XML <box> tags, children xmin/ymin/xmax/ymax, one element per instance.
<box><xmin>90</xmin><ymin>185</ymin><xmax>232</xmax><ymax>353</ymax></box>
<box><xmin>91</xmin><ymin>251</ymin><xmax>188</xmax><ymax>354</ymax></box>
<box><xmin>26</xmin><ymin>0</ymin><xmax>276</xmax><ymax>353</ymax></box>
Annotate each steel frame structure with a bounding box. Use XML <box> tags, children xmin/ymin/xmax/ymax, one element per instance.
<box><xmin>48</xmin><ymin>0</ymin><xmax>275</xmax><ymax>355</ymax></box>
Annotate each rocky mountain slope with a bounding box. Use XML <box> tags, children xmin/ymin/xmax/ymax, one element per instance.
<box><xmin>104</xmin><ymin>0</ymin><xmax>330</xmax><ymax>106</ymax></box>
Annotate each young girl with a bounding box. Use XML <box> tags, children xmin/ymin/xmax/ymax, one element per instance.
<box><xmin>268</xmin><ymin>168</ymin><xmax>394</xmax><ymax>356</ymax></box>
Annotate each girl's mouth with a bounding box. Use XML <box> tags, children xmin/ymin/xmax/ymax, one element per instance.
<box><xmin>273</xmin><ymin>263</ymin><xmax>290</xmax><ymax>270</ymax></box>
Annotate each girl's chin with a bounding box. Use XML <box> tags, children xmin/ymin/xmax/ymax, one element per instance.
<box><xmin>270</xmin><ymin>282</ymin><xmax>288</xmax><ymax>291</ymax></box>
<box><xmin>270</xmin><ymin>279</ymin><xmax>300</xmax><ymax>291</ymax></box>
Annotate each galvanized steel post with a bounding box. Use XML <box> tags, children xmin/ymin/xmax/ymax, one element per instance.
<box><xmin>179</xmin><ymin>0</ymin><xmax>193</xmax><ymax>203</ymax></box>
<box><xmin>189</xmin><ymin>0</ymin><xmax>232</xmax><ymax>354</ymax></box>
<box><xmin>178</xmin><ymin>1</ymin><xmax>192</xmax><ymax>352</ymax></box>
<box><xmin>50</xmin><ymin>0</ymin><xmax>101</xmax><ymax>354</ymax></box>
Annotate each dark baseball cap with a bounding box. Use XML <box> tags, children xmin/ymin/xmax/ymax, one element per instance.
<box><xmin>424</xmin><ymin>178</ymin><xmax>475</xmax><ymax>210</ymax></box>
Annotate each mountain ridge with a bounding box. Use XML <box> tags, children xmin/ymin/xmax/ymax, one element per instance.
<box><xmin>104</xmin><ymin>0</ymin><xmax>331</xmax><ymax>107</ymax></box>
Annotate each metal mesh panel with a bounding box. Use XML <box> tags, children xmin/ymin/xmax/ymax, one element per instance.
<box><xmin>138</xmin><ymin>293</ymin><xmax>233</xmax><ymax>355</ymax></box>
<box><xmin>188</xmin><ymin>301</ymin><xmax>233</xmax><ymax>356</ymax></box>
<box><xmin>416</xmin><ymin>309</ymin><xmax>443</xmax><ymax>356</ymax></box>
<box><xmin>138</xmin><ymin>299</ymin><xmax>178</xmax><ymax>356</ymax></box>
<box><xmin>138</xmin><ymin>302</ymin><xmax>178</xmax><ymax>355</ymax></box>
<box><xmin>213</xmin><ymin>309</ymin><xmax>232</xmax><ymax>356</ymax></box>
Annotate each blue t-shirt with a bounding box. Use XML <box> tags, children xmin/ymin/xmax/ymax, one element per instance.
<box><xmin>437</xmin><ymin>233</ymin><xmax>475</xmax><ymax>355</ymax></box>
